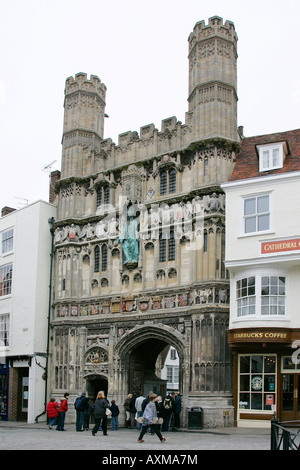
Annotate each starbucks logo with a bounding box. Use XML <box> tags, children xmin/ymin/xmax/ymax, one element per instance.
<box><xmin>251</xmin><ymin>376</ymin><xmax>263</xmax><ymax>391</ymax></box>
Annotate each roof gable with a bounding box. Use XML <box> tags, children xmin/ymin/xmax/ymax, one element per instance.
<box><xmin>230</xmin><ymin>129</ymin><xmax>300</xmax><ymax>181</ymax></box>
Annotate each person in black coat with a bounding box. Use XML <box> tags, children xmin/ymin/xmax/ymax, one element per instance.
<box><xmin>75</xmin><ymin>392</ymin><xmax>89</xmax><ymax>432</ymax></box>
<box><xmin>161</xmin><ymin>391</ymin><xmax>175</xmax><ymax>432</ymax></box>
<box><xmin>92</xmin><ymin>391</ymin><xmax>110</xmax><ymax>436</ymax></box>
<box><xmin>173</xmin><ymin>392</ymin><xmax>182</xmax><ymax>430</ymax></box>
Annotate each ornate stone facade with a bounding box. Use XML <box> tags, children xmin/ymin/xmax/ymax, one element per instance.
<box><xmin>50</xmin><ymin>16</ymin><xmax>239</xmax><ymax>427</ymax></box>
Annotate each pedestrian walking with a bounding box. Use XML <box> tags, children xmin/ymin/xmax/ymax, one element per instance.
<box><xmin>135</xmin><ymin>392</ymin><xmax>145</xmax><ymax>430</ymax></box>
<box><xmin>137</xmin><ymin>394</ymin><xmax>167</xmax><ymax>443</ymax></box>
<box><xmin>123</xmin><ymin>394</ymin><xmax>132</xmax><ymax>428</ymax></box>
<box><xmin>74</xmin><ymin>392</ymin><xmax>89</xmax><ymax>432</ymax></box>
<box><xmin>47</xmin><ymin>398</ymin><xmax>59</xmax><ymax>429</ymax></box>
<box><xmin>92</xmin><ymin>391</ymin><xmax>110</xmax><ymax>436</ymax></box>
<box><xmin>110</xmin><ymin>400</ymin><xmax>120</xmax><ymax>431</ymax></box>
<box><xmin>56</xmin><ymin>393</ymin><xmax>69</xmax><ymax>431</ymax></box>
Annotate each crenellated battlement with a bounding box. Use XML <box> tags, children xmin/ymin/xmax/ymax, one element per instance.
<box><xmin>188</xmin><ymin>15</ymin><xmax>237</xmax><ymax>52</ymax></box>
<box><xmin>65</xmin><ymin>72</ymin><xmax>107</xmax><ymax>100</ymax></box>
<box><xmin>60</xmin><ymin>16</ymin><xmax>238</xmax><ymax>179</ymax></box>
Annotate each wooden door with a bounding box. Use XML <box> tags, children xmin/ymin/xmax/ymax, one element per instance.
<box><xmin>281</xmin><ymin>374</ymin><xmax>300</xmax><ymax>421</ymax></box>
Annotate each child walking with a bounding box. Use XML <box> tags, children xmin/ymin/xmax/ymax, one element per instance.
<box><xmin>110</xmin><ymin>400</ymin><xmax>120</xmax><ymax>431</ymax></box>
<box><xmin>137</xmin><ymin>394</ymin><xmax>167</xmax><ymax>443</ymax></box>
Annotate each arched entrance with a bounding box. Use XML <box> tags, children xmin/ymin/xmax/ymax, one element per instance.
<box><xmin>85</xmin><ymin>374</ymin><xmax>108</xmax><ymax>399</ymax></box>
<box><xmin>115</xmin><ymin>323</ymin><xmax>185</xmax><ymax>397</ymax></box>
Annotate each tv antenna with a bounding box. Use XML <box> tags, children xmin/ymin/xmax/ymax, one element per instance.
<box><xmin>15</xmin><ymin>197</ymin><xmax>29</xmax><ymax>208</ymax></box>
<box><xmin>42</xmin><ymin>160</ymin><xmax>57</xmax><ymax>174</ymax></box>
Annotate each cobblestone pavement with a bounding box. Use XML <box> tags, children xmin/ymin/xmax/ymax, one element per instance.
<box><xmin>0</xmin><ymin>421</ymin><xmax>271</xmax><ymax>451</ymax></box>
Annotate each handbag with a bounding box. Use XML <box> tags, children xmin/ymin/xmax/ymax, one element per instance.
<box><xmin>105</xmin><ymin>407</ymin><xmax>112</xmax><ymax>416</ymax></box>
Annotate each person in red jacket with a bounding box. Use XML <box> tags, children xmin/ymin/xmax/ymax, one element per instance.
<box><xmin>56</xmin><ymin>393</ymin><xmax>70</xmax><ymax>431</ymax></box>
<box><xmin>47</xmin><ymin>398</ymin><xmax>58</xmax><ymax>429</ymax></box>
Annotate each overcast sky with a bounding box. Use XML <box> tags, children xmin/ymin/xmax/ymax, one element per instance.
<box><xmin>1</xmin><ymin>0</ymin><xmax>300</xmax><ymax>211</ymax></box>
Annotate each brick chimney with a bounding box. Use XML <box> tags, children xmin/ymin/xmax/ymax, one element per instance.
<box><xmin>1</xmin><ymin>206</ymin><xmax>16</xmax><ymax>217</ymax></box>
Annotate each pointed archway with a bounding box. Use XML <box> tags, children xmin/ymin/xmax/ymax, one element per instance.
<box><xmin>115</xmin><ymin>323</ymin><xmax>186</xmax><ymax>396</ymax></box>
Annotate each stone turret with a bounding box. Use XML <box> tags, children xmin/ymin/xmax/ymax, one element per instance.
<box><xmin>61</xmin><ymin>72</ymin><xmax>107</xmax><ymax>178</ymax></box>
<box><xmin>188</xmin><ymin>16</ymin><xmax>238</xmax><ymax>142</ymax></box>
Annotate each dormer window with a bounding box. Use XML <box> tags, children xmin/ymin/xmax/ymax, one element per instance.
<box><xmin>257</xmin><ymin>142</ymin><xmax>287</xmax><ymax>172</ymax></box>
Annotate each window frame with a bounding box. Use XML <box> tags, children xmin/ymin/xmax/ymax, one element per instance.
<box><xmin>94</xmin><ymin>244</ymin><xmax>108</xmax><ymax>273</ymax></box>
<box><xmin>0</xmin><ymin>263</ymin><xmax>13</xmax><ymax>297</ymax></box>
<box><xmin>238</xmin><ymin>354</ymin><xmax>277</xmax><ymax>413</ymax></box>
<box><xmin>242</xmin><ymin>192</ymin><xmax>271</xmax><ymax>235</ymax></box>
<box><xmin>0</xmin><ymin>313</ymin><xmax>10</xmax><ymax>348</ymax></box>
<box><xmin>257</xmin><ymin>142</ymin><xmax>287</xmax><ymax>172</ymax></box>
<box><xmin>96</xmin><ymin>185</ymin><xmax>110</xmax><ymax>210</ymax></box>
<box><xmin>159</xmin><ymin>168</ymin><xmax>176</xmax><ymax>196</ymax></box>
<box><xmin>235</xmin><ymin>273</ymin><xmax>287</xmax><ymax>320</ymax></box>
<box><xmin>159</xmin><ymin>230</ymin><xmax>176</xmax><ymax>263</ymax></box>
<box><xmin>1</xmin><ymin>228</ymin><xmax>14</xmax><ymax>255</ymax></box>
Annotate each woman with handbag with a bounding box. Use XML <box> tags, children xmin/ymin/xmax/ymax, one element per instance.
<box><xmin>92</xmin><ymin>391</ymin><xmax>110</xmax><ymax>436</ymax></box>
<box><xmin>137</xmin><ymin>394</ymin><xmax>167</xmax><ymax>443</ymax></box>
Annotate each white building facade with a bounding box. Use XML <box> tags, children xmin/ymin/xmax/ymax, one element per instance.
<box><xmin>222</xmin><ymin>129</ymin><xmax>300</xmax><ymax>428</ymax></box>
<box><xmin>160</xmin><ymin>346</ymin><xmax>180</xmax><ymax>393</ymax></box>
<box><xmin>0</xmin><ymin>200</ymin><xmax>56</xmax><ymax>422</ymax></box>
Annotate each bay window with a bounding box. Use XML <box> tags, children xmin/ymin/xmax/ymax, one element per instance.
<box><xmin>236</xmin><ymin>274</ymin><xmax>286</xmax><ymax>318</ymax></box>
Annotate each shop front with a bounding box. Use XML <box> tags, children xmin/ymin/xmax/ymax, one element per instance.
<box><xmin>227</xmin><ymin>328</ymin><xmax>300</xmax><ymax>427</ymax></box>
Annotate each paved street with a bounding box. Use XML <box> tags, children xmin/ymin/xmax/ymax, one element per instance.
<box><xmin>0</xmin><ymin>420</ymin><xmax>271</xmax><ymax>451</ymax></box>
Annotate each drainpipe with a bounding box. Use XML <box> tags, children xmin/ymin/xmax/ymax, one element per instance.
<box><xmin>35</xmin><ymin>217</ymin><xmax>55</xmax><ymax>422</ymax></box>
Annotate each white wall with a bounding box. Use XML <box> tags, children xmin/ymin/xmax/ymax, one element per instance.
<box><xmin>223</xmin><ymin>172</ymin><xmax>300</xmax><ymax>264</ymax></box>
<box><xmin>0</xmin><ymin>200</ymin><xmax>56</xmax><ymax>422</ymax></box>
<box><xmin>222</xmin><ymin>172</ymin><xmax>300</xmax><ymax>331</ymax></box>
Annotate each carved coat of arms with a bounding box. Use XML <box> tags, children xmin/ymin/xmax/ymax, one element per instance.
<box><xmin>139</xmin><ymin>296</ymin><xmax>150</xmax><ymax>312</ymax></box>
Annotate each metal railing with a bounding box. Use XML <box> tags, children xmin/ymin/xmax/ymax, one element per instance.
<box><xmin>271</xmin><ymin>414</ymin><xmax>300</xmax><ymax>450</ymax></box>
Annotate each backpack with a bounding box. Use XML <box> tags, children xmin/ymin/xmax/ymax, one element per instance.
<box><xmin>75</xmin><ymin>396</ymin><xmax>85</xmax><ymax>411</ymax></box>
<box><xmin>141</xmin><ymin>398</ymin><xmax>148</xmax><ymax>412</ymax></box>
<box><xmin>163</xmin><ymin>397</ymin><xmax>172</xmax><ymax>410</ymax></box>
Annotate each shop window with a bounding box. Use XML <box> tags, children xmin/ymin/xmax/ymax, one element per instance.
<box><xmin>282</xmin><ymin>355</ymin><xmax>300</xmax><ymax>372</ymax></box>
<box><xmin>239</xmin><ymin>354</ymin><xmax>276</xmax><ymax>412</ymax></box>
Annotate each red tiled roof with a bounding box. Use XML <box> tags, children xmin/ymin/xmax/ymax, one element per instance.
<box><xmin>230</xmin><ymin>128</ymin><xmax>300</xmax><ymax>181</ymax></box>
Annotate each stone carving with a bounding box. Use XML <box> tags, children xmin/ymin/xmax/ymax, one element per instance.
<box><xmin>86</xmin><ymin>348</ymin><xmax>108</xmax><ymax>364</ymax></box>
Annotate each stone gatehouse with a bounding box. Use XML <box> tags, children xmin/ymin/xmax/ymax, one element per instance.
<box><xmin>50</xmin><ymin>16</ymin><xmax>239</xmax><ymax>427</ymax></box>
